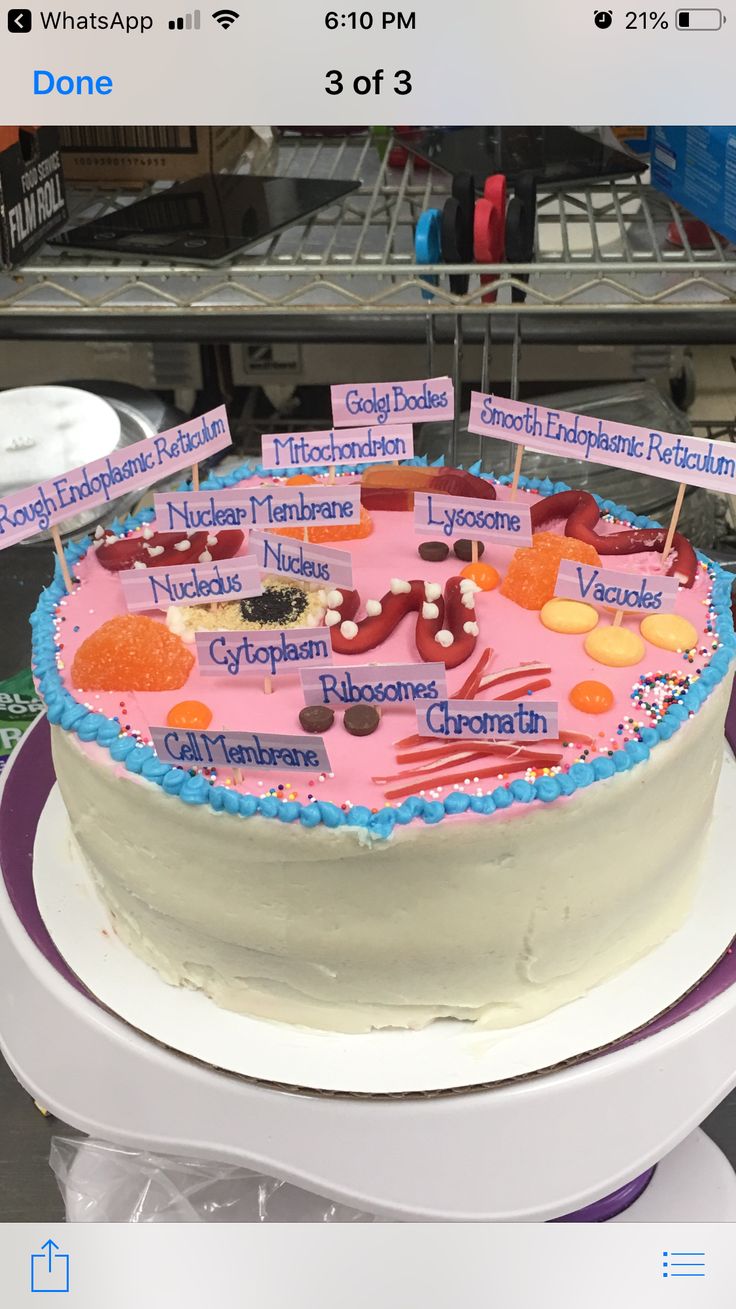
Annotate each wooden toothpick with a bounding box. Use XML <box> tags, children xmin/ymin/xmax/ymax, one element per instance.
<box><xmin>509</xmin><ymin>444</ymin><xmax>525</xmax><ymax>499</ymax></box>
<box><xmin>51</xmin><ymin>525</ymin><xmax>73</xmax><ymax>592</ymax></box>
<box><xmin>662</xmin><ymin>482</ymin><xmax>686</xmax><ymax>565</ymax></box>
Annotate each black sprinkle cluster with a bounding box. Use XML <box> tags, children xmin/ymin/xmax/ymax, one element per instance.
<box><xmin>239</xmin><ymin>586</ymin><xmax>309</xmax><ymax>626</ymax></box>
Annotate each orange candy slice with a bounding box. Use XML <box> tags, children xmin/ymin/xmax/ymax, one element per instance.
<box><xmin>72</xmin><ymin>615</ymin><xmax>194</xmax><ymax>692</ymax></box>
<box><xmin>275</xmin><ymin>504</ymin><xmax>374</xmax><ymax>543</ymax></box>
<box><xmin>569</xmin><ymin>680</ymin><xmax>615</xmax><ymax>715</ymax></box>
<box><xmin>166</xmin><ymin>700</ymin><xmax>213</xmax><ymax>729</ymax></box>
<box><xmin>361</xmin><ymin>465</ymin><xmax>438</xmax><ymax>490</ymax></box>
<box><xmin>500</xmin><ymin>532</ymin><xmax>602</xmax><ymax>611</ymax></box>
<box><xmin>460</xmin><ymin>561</ymin><xmax>500</xmax><ymax>592</ymax></box>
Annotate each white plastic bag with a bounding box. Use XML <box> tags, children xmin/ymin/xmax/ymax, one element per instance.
<box><xmin>50</xmin><ymin>1137</ymin><xmax>377</xmax><ymax>1223</ymax></box>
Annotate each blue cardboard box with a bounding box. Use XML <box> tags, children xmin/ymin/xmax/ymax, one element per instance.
<box><xmin>651</xmin><ymin>126</ymin><xmax>736</xmax><ymax>244</ymax></box>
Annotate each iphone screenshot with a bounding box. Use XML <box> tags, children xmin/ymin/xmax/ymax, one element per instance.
<box><xmin>0</xmin><ymin>3</ymin><xmax>735</xmax><ymax>1305</ymax></box>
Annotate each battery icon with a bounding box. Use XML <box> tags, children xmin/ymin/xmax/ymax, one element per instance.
<box><xmin>676</xmin><ymin>8</ymin><xmax>724</xmax><ymax>27</ymax></box>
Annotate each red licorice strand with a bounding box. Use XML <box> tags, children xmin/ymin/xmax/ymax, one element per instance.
<box><xmin>383</xmin><ymin>757</ymin><xmax>563</xmax><ymax>801</ymax></box>
<box><xmin>475</xmin><ymin>663</ymin><xmax>552</xmax><ymax>693</ymax></box>
<box><xmin>493</xmin><ymin>677</ymin><xmax>552</xmax><ymax>699</ymax></box>
<box><xmin>395</xmin><ymin>740</ymin><xmax>557</xmax><ymax>767</ymax></box>
<box><xmin>451</xmin><ymin>646</ymin><xmax>493</xmax><ymax>699</ymax></box>
<box><xmin>377</xmin><ymin>748</ymin><xmax>564</xmax><ymax>787</ymax></box>
<box><xmin>385</xmin><ymin>749</ymin><xmax>533</xmax><ymax>781</ymax></box>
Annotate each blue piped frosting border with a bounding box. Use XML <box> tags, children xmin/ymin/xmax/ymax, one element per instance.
<box><xmin>30</xmin><ymin>457</ymin><xmax>736</xmax><ymax>841</ymax></box>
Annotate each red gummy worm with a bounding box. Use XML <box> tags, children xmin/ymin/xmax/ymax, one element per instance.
<box><xmin>530</xmin><ymin>489</ymin><xmax>697</xmax><ymax>587</ymax></box>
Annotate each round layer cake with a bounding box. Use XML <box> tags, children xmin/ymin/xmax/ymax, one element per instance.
<box><xmin>32</xmin><ymin>459</ymin><xmax>736</xmax><ymax>1032</ymax></box>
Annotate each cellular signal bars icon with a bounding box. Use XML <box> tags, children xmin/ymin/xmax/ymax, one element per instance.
<box><xmin>169</xmin><ymin>9</ymin><xmax>201</xmax><ymax>28</ymax></box>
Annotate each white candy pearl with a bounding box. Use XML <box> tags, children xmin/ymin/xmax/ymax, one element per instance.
<box><xmin>327</xmin><ymin>589</ymin><xmax>344</xmax><ymax>608</ymax></box>
<box><xmin>463</xmin><ymin>621</ymin><xmax>480</xmax><ymax>636</ymax></box>
<box><xmin>198</xmin><ymin>550</ymin><xmax>213</xmax><ymax>563</ymax></box>
<box><xmin>365</xmin><ymin>599</ymin><xmax>383</xmax><ymax>617</ymax></box>
<box><xmin>340</xmin><ymin>620</ymin><xmax>359</xmax><ymax>640</ymax></box>
<box><xmin>325</xmin><ymin>610</ymin><xmax>341</xmax><ymax>627</ymax></box>
<box><xmin>132</xmin><ymin>561</ymin><xmax>146</xmax><ymax>570</ymax></box>
<box><xmin>390</xmin><ymin>578</ymin><xmax>411</xmax><ymax>594</ymax></box>
<box><xmin>422</xmin><ymin>601</ymin><xmax>440</xmax><ymax>620</ymax></box>
<box><xmin>424</xmin><ymin>581</ymin><xmax>442</xmax><ymax>602</ymax></box>
<box><xmin>461</xmin><ymin>592</ymin><xmax>476</xmax><ymax>609</ymax></box>
<box><xmin>435</xmin><ymin>629</ymin><xmax>455</xmax><ymax>648</ymax></box>
<box><xmin>174</xmin><ymin>539</ymin><xmax>191</xmax><ymax>552</ymax></box>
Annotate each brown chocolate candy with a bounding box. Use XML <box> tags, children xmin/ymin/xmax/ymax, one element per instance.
<box><xmin>418</xmin><ymin>540</ymin><xmax>450</xmax><ymax>563</ymax></box>
<box><xmin>453</xmin><ymin>538</ymin><xmax>485</xmax><ymax>562</ymax></box>
<box><xmin>299</xmin><ymin>705</ymin><xmax>335</xmax><ymax>734</ymax></box>
<box><xmin>344</xmin><ymin>705</ymin><xmax>381</xmax><ymax>738</ymax></box>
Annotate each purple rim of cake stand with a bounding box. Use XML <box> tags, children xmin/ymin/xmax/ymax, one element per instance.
<box><xmin>2</xmin><ymin>715</ymin><xmax>735</xmax><ymax>1224</ymax></box>
<box><xmin>554</xmin><ymin>1167</ymin><xmax>656</xmax><ymax>1222</ymax></box>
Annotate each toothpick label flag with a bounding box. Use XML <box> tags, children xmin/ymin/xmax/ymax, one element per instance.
<box><xmin>120</xmin><ymin>556</ymin><xmax>262</xmax><ymax>613</ymax></box>
<box><xmin>151</xmin><ymin>726</ymin><xmax>331</xmax><ymax>774</ymax></box>
<box><xmin>414</xmin><ymin>491</ymin><xmax>533</xmax><ymax>545</ymax></box>
<box><xmin>468</xmin><ymin>391</ymin><xmax>736</xmax><ymax>495</ymax></box>
<box><xmin>261</xmin><ymin>426</ymin><xmax>414</xmax><ymax>469</ymax></box>
<box><xmin>0</xmin><ymin>406</ymin><xmax>232</xmax><ymax>550</ymax></box>
<box><xmin>195</xmin><ymin>628</ymin><xmax>333</xmax><ymax>679</ymax></box>
<box><xmin>416</xmin><ymin>698</ymin><xmax>559</xmax><ymax>743</ymax></box>
<box><xmin>248</xmin><ymin>530</ymin><xmax>353</xmax><ymax>589</ymax></box>
<box><xmin>331</xmin><ymin>377</ymin><xmax>454</xmax><ymax>427</ymax></box>
<box><xmin>153</xmin><ymin>483</ymin><xmax>361</xmax><ymax>534</ymax></box>
<box><xmin>555</xmin><ymin>560</ymin><xmax>679</xmax><ymax>615</ymax></box>
<box><xmin>301</xmin><ymin>662</ymin><xmax>448</xmax><ymax>709</ymax></box>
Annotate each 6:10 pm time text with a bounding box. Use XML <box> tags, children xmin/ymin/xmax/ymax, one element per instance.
<box><xmin>325</xmin><ymin>10</ymin><xmax>416</xmax><ymax>29</ymax></box>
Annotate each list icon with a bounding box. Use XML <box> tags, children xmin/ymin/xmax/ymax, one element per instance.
<box><xmin>662</xmin><ymin>1248</ymin><xmax>706</xmax><ymax>1278</ymax></box>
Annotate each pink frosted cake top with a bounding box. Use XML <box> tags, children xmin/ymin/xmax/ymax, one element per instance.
<box><xmin>36</xmin><ymin>463</ymin><xmax>734</xmax><ymax>838</ymax></box>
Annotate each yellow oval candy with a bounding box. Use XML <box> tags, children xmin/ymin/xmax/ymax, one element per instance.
<box><xmin>640</xmin><ymin>613</ymin><xmax>698</xmax><ymax>652</ymax></box>
<box><xmin>584</xmin><ymin>625</ymin><xmax>646</xmax><ymax>668</ymax></box>
<box><xmin>540</xmin><ymin>598</ymin><xmax>599</xmax><ymax>635</ymax></box>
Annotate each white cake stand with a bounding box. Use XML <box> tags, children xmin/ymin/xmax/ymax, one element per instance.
<box><xmin>1</xmin><ymin>717</ymin><xmax>735</xmax><ymax>1223</ymax></box>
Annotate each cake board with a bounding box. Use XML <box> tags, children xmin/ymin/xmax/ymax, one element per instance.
<box><xmin>2</xmin><ymin>714</ymin><xmax>736</xmax><ymax>1220</ymax></box>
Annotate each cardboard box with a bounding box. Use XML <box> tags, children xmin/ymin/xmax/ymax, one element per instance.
<box><xmin>0</xmin><ymin>127</ymin><xmax>67</xmax><ymax>269</ymax></box>
<box><xmin>651</xmin><ymin>126</ymin><xmax>736</xmax><ymax>244</ymax></box>
<box><xmin>59</xmin><ymin>126</ymin><xmax>253</xmax><ymax>187</ymax></box>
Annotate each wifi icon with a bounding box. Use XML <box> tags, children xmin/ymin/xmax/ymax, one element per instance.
<box><xmin>212</xmin><ymin>7</ymin><xmax>239</xmax><ymax>26</ymax></box>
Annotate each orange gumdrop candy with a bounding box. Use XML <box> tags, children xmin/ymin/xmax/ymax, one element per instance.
<box><xmin>72</xmin><ymin>615</ymin><xmax>195</xmax><ymax>692</ymax></box>
<box><xmin>501</xmin><ymin>532</ymin><xmax>601</xmax><ymax>611</ymax></box>
<box><xmin>285</xmin><ymin>474</ymin><xmax>318</xmax><ymax>485</ymax></box>
<box><xmin>460</xmin><ymin>561</ymin><xmax>500</xmax><ymax>592</ymax></box>
<box><xmin>276</xmin><ymin>504</ymin><xmax>374</xmax><ymax>543</ymax></box>
<box><xmin>166</xmin><ymin>700</ymin><xmax>213</xmax><ymax>729</ymax></box>
<box><xmin>569</xmin><ymin>680</ymin><xmax>615</xmax><ymax>715</ymax></box>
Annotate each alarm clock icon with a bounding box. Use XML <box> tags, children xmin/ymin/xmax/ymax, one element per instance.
<box><xmin>594</xmin><ymin>9</ymin><xmax>614</xmax><ymax>26</ymax></box>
